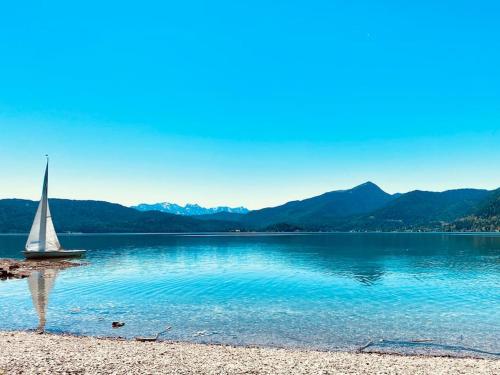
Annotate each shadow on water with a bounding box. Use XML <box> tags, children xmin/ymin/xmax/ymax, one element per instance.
<box><xmin>27</xmin><ymin>269</ymin><xmax>58</xmax><ymax>332</ymax></box>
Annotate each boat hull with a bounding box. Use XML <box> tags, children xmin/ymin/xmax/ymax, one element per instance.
<box><xmin>23</xmin><ymin>250</ymin><xmax>86</xmax><ymax>259</ymax></box>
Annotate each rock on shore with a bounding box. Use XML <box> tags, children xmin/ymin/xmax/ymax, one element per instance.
<box><xmin>0</xmin><ymin>332</ymin><xmax>498</xmax><ymax>375</ymax></box>
<box><xmin>0</xmin><ymin>258</ymin><xmax>87</xmax><ymax>280</ymax></box>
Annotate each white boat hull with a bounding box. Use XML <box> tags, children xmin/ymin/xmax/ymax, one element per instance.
<box><xmin>23</xmin><ymin>250</ymin><xmax>86</xmax><ymax>259</ymax></box>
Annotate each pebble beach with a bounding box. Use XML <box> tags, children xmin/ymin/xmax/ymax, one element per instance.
<box><xmin>0</xmin><ymin>331</ymin><xmax>498</xmax><ymax>374</ymax></box>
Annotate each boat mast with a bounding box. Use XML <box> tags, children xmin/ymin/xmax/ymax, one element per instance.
<box><xmin>38</xmin><ymin>155</ymin><xmax>49</xmax><ymax>251</ymax></box>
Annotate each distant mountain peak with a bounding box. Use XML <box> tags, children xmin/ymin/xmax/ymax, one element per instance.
<box><xmin>353</xmin><ymin>181</ymin><xmax>380</xmax><ymax>189</ymax></box>
<box><xmin>362</xmin><ymin>181</ymin><xmax>378</xmax><ymax>187</ymax></box>
<box><xmin>131</xmin><ymin>202</ymin><xmax>249</xmax><ymax>216</ymax></box>
<box><xmin>351</xmin><ymin>181</ymin><xmax>382</xmax><ymax>191</ymax></box>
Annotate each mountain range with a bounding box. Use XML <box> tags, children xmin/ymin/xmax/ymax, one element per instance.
<box><xmin>0</xmin><ymin>199</ymin><xmax>240</xmax><ymax>233</ymax></box>
<box><xmin>131</xmin><ymin>202</ymin><xmax>249</xmax><ymax>216</ymax></box>
<box><xmin>1</xmin><ymin>182</ymin><xmax>499</xmax><ymax>233</ymax></box>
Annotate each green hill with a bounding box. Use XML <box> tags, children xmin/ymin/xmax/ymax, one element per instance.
<box><xmin>0</xmin><ymin>199</ymin><xmax>242</xmax><ymax>233</ymax></box>
<box><xmin>354</xmin><ymin>189</ymin><xmax>491</xmax><ymax>231</ymax></box>
<box><xmin>449</xmin><ymin>189</ymin><xmax>500</xmax><ymax>232</ymax></box>
<box><xmin>476</xmin><ymin>188</ymin><xmax>500</xmax><ymax>217</ymax></box>
<box><xmin>241</xmin><ymin>182</ymin><xmax>396</xmax><ymax>229</ymax></box>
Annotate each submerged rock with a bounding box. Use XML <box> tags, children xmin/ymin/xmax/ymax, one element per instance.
<box><xmin>112</xmin><ymin>322</ymin><xmax>125</xmax><ymax>328</ymax></box>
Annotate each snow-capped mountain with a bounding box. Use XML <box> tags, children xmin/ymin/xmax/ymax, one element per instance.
<box><xmin>131</xmin><ymin>202</ymin><xmax>249</xmax><ymax>216</ymax></box>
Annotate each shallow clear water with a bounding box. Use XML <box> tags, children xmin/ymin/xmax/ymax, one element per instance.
<box><xmin>0</xmin><ymin>233</ymin><xmax>499</xmax><ymax>357</ymax></box>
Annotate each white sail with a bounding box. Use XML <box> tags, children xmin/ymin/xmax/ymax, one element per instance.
<box><xmin>25</xmin><ymin>160</ymin><xmax>61</xmax><ymax>252</ymax></box>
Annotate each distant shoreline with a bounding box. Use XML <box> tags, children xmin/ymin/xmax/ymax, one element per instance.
<box><xmin>1</xmin><ymin>231</ymin><xmax>500</xmax><ymax>236</ymax></box>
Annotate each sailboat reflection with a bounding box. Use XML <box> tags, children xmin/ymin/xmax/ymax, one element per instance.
<box><xmin>27</xmin><ymin>269</ymin><xmax>58</xmax><ymax>331</ymax></box>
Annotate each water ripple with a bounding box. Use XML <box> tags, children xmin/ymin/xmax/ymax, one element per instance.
<box><xmin>0</xmin><ymin>233</ymin><xmax>499</xmax><ymax>357</ymax></box>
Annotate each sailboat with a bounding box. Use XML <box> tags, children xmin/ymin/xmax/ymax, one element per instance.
<box><xmin>23</xmin><ymin>157</ymin><xmax>85</xmax><ymax>259</ymax></box>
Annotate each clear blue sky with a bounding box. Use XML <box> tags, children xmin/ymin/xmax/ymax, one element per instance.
<box><xmin>1</xmin><ymin>1</ymin><xmax>499</xmax><ymax>209</ymax></box>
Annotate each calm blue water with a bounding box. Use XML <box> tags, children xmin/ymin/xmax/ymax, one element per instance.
<box><xmin>0</xmin><ymin>233</ymin><xmax>499</xmax><ymax>357</ymax></box>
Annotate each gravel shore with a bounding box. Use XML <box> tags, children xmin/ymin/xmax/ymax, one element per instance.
<box><xmin>0</xmin><ymin>332</ymin><xmax>498</xmax><ymax>374</ymax></box>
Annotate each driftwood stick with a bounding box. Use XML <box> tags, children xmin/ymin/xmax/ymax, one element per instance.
<box><xmin>359</xmin><ymin>338</ymin><xmax>433</xmax><ymax>350</ymax></box>
<box><xmin>135</xmin><ymin>326</ymin><xmax>172</xmax><ymax>342</ymax></box>
<box><xmin>357</xmin><ymin>340</ymin><xmax>374</xmax><ymax>352</ymax></box>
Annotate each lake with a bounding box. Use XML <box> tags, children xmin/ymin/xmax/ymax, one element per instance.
<box><xmin>0</xmin><ymin>233</ymin><xmax>499</xmax><ymax>357</ymax></box>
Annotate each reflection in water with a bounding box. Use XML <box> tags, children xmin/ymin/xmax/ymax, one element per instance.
<box><xmin>28</xmin><ymin>269</ymin><xmax>58</xmax><ymax>331</ymax></box>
